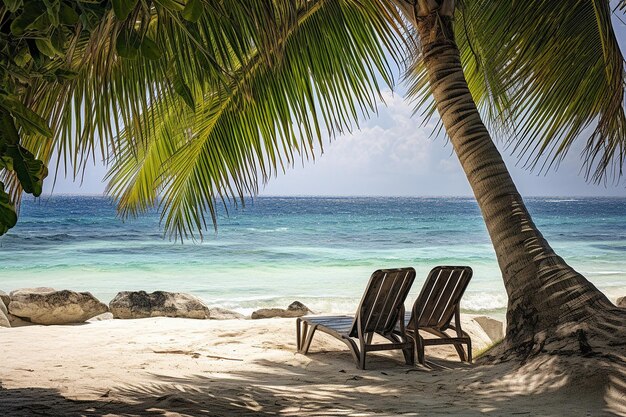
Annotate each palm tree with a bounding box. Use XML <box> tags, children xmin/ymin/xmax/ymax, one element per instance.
<box><xmin>2</xmin><ymin>0</ymin><xmax>624</xmax><ymax>357</ymax></box>
<box><xmin>393</xmin><ymin>0</ymin><xmax>626</xmax><ymax>356</ymax></box>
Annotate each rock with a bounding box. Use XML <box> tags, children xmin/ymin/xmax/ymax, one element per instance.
<box><xmin>287</xmin><ymin>301</ymin><xmax>312</xmax><ymax>312</ymax></box>
<box><xmin>458</xmin><ymin>316</ymin><xmax>493</xmax><ymax>353</ymax></box>
<box><xmin>616</xmin><ymin>296</ymin><xmax>626</xmax><ymax>308</ymax></box>
<box><xmin>0</xmin><ymin>313</ymin><xmax>9</xmax><ymax>328</ymax></box>
<box><xmin>0</xmin><ymin>301</ymin><xmax>9</xmax><ymax>328</ymax></box>
<box><xmin>251</xmin><ymin>301</ymin><xmax>312</xmax><ymax>319</ymax></box>
<box><xmin>471</xmin><ymin>316</ymin><xmax>505</xmax><ymax>342</ymax></box>
<box><xmin>87</xmin><ymin>312</ymin><xmax>114</xmax><ymax>322</ymax></box>
<box><xmin>8</xmin><ymin>289</ymin><xmax>109</xmax><ymax>325</ymax></box>
<box><xmin>0</xmin><ymin>290</ymin><xmax>10</xmax><ymax>309</ymax></box>
<box><xmin>7</xmin><ymin>314</ymin><xmax>34</xmax><ymax>327</ymax></box>
<box><xmin>208</xmin><ymin>307</ymin><xmax>245</xmax><ymax>320</ymax></box>
<box><xmin>9</xmin><ymin>287</ymin><xmax>56</xmax><ymax>297</ymax></box>
<box><xmin>109</xmin><ymin>291</ymin><xmax>210</xmax><ymax>319</ymax></box>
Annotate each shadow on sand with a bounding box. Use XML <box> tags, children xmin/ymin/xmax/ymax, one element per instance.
<box><xmin>1</xmin><ymin>347</ymin><xmax>624</xmax><ymax>416</ymax></box>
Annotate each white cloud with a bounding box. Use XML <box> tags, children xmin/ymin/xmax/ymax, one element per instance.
<box><xmin>262</xmin><ymin>89</ymin><xmax>449</xmax><ymax>196</ymax></box>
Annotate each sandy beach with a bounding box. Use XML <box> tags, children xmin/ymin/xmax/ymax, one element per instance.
<box><xmin>1</xmin><ymin>316</ymin><xmax>624</xmax><ymax>416</ymax></box>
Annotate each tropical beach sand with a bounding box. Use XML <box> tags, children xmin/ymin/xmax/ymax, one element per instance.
<box><xmin>1</xmin><ymin>317</ymin><xmax>624</xmax><ymax>416</ymax></box>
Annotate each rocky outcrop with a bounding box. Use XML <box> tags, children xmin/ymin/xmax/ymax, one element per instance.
<box><xmin>0</xmin><ymin>290</ymin><xmax>10</xmax><ymax>309</ymax></box>
<box><xmin>616</xmin><ymin>296</ymin><xmax>626</xmax><ymax>308</ymax></box>
<box><xmin>0</xmin><ymin>300</ymin><xmax>10</xmax><ymax>328</ymax></box>
<box><xmin>208</xmin><ymin>307</ymin><xmax>245</xmax><ymax>320</ymax></box>
<box><xmin>251</xmin><ymin>301</ymin><xmax>313</xmax><ymax>319</ymax></box>
<box><xmin>471</xmin><ymin>316</ymin><xmax>505</xmax><ymax>342</ymax></box>
<box><xmin>109</xmin><ymin>291</ymin><xmax>210</xmax><ymax>319</ymax></box>
<box><xmin>8</xmin><ymin>288</ymin><xmax>109</xmax><ymax>325</ymax></box>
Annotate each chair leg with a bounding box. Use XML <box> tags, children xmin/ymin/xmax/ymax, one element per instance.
<box><xmin>296</xmin><ymin>319</ymin><xmax>309</xmax><ymax>353</ymax></box>
<box><xmin>296</xmin><ymin>318</ymin><xmax>302</xmax><ymax>351</ymax></box>
<box><xmin>359</xmin><ymin>349</ymin><xmax>367</xmax><ymax>370</ymax></box>
<box><xmin>415</xmin><ymin>336</ymin><xmax>425</xmax><ymax>365</ymax></box>
<box><xmin>340</xmin><ymin>337</ymin><xmax>362</xmax><ymax>369</ymax></box>
<box><xmin>402</xmin><ymin>345</ymin><xmax>415</xmax><ymax>366</ymax></box>
<box><xmin>386</xmin><ymin>333</ymin><xmax>414</xmax><ymax>366</ymax></box>
<box><xmin>453</xmin><ymin>343</ymin><xmax>467</xmax><ymax>362</ymax></box>
<box><xmin>449</xmin><ymin>322</ymin><xmax>473</xmax><ymax>363</ymax></box>
<box><xmin>300</xmin><ymin>323</ymin><xmax>317</xmax><ymax>354</ymax></box>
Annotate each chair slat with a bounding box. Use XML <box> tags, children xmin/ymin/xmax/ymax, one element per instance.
<box><xmin>369</xmin><ymin>271</ymin><xmax>401</xmax><ymax>333</ymax></box>
<box><xmin>350</xmin><ymin>268</ymin><xmax>416</xmax><ymax>338</ymax></box>
<box><xmin>410</xmin><ymin>269</ymin><xmax>440</xmax><ymax>328</ymax></box>
<box><xmin>376</xmin><ymin>269</ymin><xmax>414</xmax><ymax>334</ymax></box>
<box><xmin>428</xmin><ymin>269</ymin><xmax>463</xmax><ymax>327</ymax></box>
<box><xmin>418</xmin><ymin>269</ymin><xmax>451</xmax><ymax>327</ymax></box>
<box><xmin>408</xmin><ymin>266</ymin><xmax>473</xmax><ymax>330</ymax></box>
<box><xmin>435</xmin><ymin>269</ymin><xmax>469</xmax><ymax>328</ymax></box>
<box><xmin>383</xmin><ymin>270</ymin><xmax>412</xmax><ymax>330</ymax></box>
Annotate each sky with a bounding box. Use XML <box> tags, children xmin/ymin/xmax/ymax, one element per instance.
<box><xmin>44</xmin><ymin>14</ymin><xmax>626</xmax><ymax>198</ymax></box>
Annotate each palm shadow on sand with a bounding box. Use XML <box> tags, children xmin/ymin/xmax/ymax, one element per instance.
<box><xmin>1</xmin><ymin>346</ymin><xmax>624</xmax><ymax>416</ymax></box>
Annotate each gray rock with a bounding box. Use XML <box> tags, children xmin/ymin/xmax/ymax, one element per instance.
<box><xmin>251</xmin><ymin>301</ymin><xmax>312</xmax><ymax>319</ymax></box>
<box><xmin>0</xmin><ymin>290</ymin><xmax>10</xmax><ymax>309</ymax></box>
<box><xmin>208</xmin><ymin>307</ymin><xmax>245</xmax><ymax>320</ymax></box>
<box><xmin>8</xmin><ymin>289</ymin><xmax>108</xmax><ymax>325</ymax></box>
<box><xmin>87</xmin><ymin>312</ymin><xmax>114</xmax><ymax>322</ymax></box>
<box><xmin>616</xmin><ymin>296</ymin><xmax>626</xmax><ymax>308</ymax></box>
<box><xmin>471</xmin><ymin>316</ymin><xmax>505</xmax><ymax>342</ymax></box>
<box><xmin>9</xmin><ymin>287</ymin><xmax>56</xmax><ymax>297</ymax></box>
<box><xmin>287</xmin><ymin>301</ymin><xmax>312</xmax><ymax>312</ymax></box>
<box><xmin>0</xmin><ymin>301</ymin><xmax>9</xmax><ymax>328</ymax></box>
<box><xmin>109</xmin><ymin>291</ymin><xmax>210</xmax><ymax>319</ymax></box>
<box><xmin>7</xmin><ymin>314</ymin><xmax>33</xmax><ymax>327</ymax></box>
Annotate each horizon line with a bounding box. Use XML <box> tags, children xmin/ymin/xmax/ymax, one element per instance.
<box><xmin>36</xmin><ymin>193</ymin><xmax>626</xmax><ymax>199</ymax></box>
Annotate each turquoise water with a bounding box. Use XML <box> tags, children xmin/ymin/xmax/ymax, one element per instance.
<box><xmin>1</xmin><ymin>196</ymin><xmax>624</xmax><ymax>317</ymax></box>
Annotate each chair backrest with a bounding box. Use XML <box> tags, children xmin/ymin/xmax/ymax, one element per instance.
<box><xmin>408</xmin><ymin>266</ymin><xmax>472</xmax><ymax>331</ymax></box>
<box><xmin>349</xmin><ymin>267</ymin><xmax>416</xmax><ymax>338</ymax></box>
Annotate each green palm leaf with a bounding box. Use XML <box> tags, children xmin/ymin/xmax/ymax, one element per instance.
<box><xmin>406</xmin><ymin>0</ymin><xmax>626</xmax><ymax>182</ymax></box>
<box><xmin>105</xmin><ymin>0</ymin><xmax>401</xmax><ymax>239</ymax></box>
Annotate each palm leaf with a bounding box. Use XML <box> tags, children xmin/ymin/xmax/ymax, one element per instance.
<box><xmin>406</xmin><ymin>0</ymin><xmax>626</xmax><ymax>182</ymax></box>
<box><xmin>7</xmin><ymin>0</ymin><xmax>287</xmax><ymax>202</ymax></box>
<box><xmin>105</xmin><ymin>0</ymin><xmax>402</xmax><ymax>239</ymax></box>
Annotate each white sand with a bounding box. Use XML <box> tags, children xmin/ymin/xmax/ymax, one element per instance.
<box><xmin>1</xmin><ymin>317</ymin><xmax>624</xmax><ymax>416</ymax></box>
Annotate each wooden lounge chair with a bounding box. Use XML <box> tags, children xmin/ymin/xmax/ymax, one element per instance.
<box><xmin>405</xmin><ymin>266</ymin><xmax>473</xmax><ymax>365</ymax></box>
<box><xmin>296</xmin><ymin>267</ymin><xmax>416</xmax><ymax>369</ymax></box>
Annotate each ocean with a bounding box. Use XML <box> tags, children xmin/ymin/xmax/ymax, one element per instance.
<box><xmin>1</xmin><ymin>196</ymin><xmax>624</xmax><ymax>318</ymax></box>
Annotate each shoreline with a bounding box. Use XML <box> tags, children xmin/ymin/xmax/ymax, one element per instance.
<box><xmin>1</xmin><ymin>287</ymin><xmax>510</xmax><ymax>330</ymax></box>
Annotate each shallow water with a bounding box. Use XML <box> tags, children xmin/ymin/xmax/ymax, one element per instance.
<box><xmin>1</xmin><ymin>196</ymin><xmax>624</xmax><ymax>317</ymax></box>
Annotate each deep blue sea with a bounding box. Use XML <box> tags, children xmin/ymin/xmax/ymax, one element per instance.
<box><xmin>1</xmin><ymin>196</ymin><xmax>624</xmax><ymax>317</ymax></box>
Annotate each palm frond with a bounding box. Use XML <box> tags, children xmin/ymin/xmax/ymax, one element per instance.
<box><xmin>105</xmin><ymin>0</ymin><xmax>402</xmax><ymax>239</ymax></box>
<box><xmin>406</xmin><ymin>0</ymin><xmax>626</xmax><ymax>182</ymax></box>
<box><xmin>10</xmin><ymin>0</ymin><xmax>287</xmax><ymax>199</ymax></box>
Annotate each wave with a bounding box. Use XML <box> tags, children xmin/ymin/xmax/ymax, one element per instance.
<box><xmin>544</xmin><ymin>199</ymin><xmax>579</xmax><ymax>203</ymax></box>
<box><xmin>590</xmin><ymin>244</ymin><xmax>626</xmax><ymax>252</ymax></box>
<box><xmin>460</xmin><ymin>292</ymin><xmax>508</xmax><ymax>312</ymax></box>
<box><xmin>196</xmin><ymin>291</ymin><xmax>511</xmax><ymax>316</ymax></box>
<box><xmin>244</xmin><ymin>227</ymin><xmax>290</xmax><ymax>233</ymax></box>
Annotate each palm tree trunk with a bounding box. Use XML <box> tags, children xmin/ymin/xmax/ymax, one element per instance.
<box><xmin>397</xmin><ymin>1</ymin><xmax>624</xmax><ymax>358</ymax></box>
